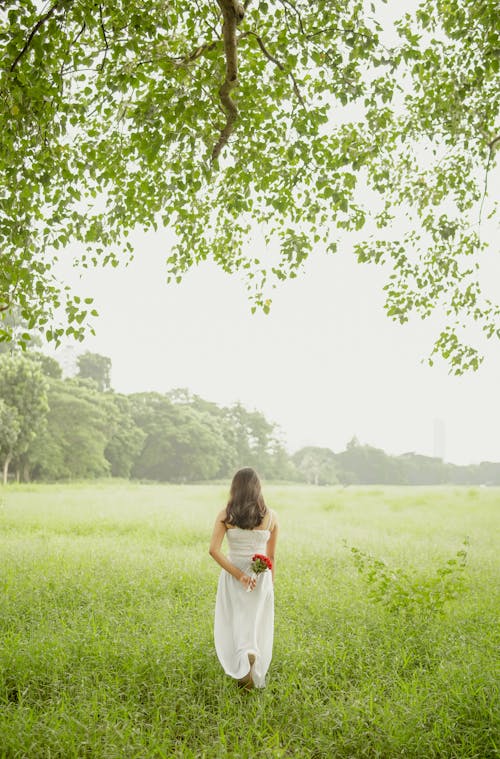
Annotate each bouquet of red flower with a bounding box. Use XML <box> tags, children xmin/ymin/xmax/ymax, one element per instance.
<box><xmin>250</xmin><ymin>554</ymin><xmax>273</xmax><ymax>573</ymax></box>
<box><xmin>246</xmin><ymin>554</ymin><xmax>272</xmax><ymax>592</ymax></box>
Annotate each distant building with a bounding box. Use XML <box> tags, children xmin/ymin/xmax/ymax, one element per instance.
<box><xmin>433</xmin><ymin>418</ymin><xmax>446</xmax><ymax>460</ymax></box>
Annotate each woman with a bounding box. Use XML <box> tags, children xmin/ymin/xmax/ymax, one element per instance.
<box><xmin>209</xmin><ymin>467</ymin><xmax>278</xmax><ymax>689</ymax></box>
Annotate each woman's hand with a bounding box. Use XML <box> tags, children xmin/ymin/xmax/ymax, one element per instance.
<box><xmin>239</xmin><ymin>573</ymin><xmax>256</xmax><ymax>592</ymax></box>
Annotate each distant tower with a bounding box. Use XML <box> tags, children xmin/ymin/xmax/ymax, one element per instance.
<box><xmin>433</xmin><ymin>418</ymin><xmax>446</xmax><ymax>460</ymax></box>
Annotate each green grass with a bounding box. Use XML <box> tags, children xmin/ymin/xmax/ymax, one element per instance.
<box><xmin>0</xmin><ymin>482</ymin><xmax>498</xmax><ymax>758</ymax></box>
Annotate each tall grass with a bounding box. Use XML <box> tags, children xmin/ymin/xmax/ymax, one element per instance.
<box><xmin>0</xmin><ymin>482</ymin><xmax>498</xmax><ymax>758</ymax></box>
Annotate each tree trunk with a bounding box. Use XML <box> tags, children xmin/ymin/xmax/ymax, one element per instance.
<box><xmin>2</xmin><ymin>453</ymin><xmax>11</xmax><ymax>485</ymax></box>
<box><xmin>23</xmin><ymin>462</ymin><xmax>31</xmax><ymax>483</ymax></box>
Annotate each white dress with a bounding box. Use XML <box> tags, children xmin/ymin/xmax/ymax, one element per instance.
<box><xmin>214</xmin><ymin>514</ymin><xmax>274</xmax><ymax>688</ymax></box>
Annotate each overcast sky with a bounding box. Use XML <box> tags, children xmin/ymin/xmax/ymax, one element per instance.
<box><xmin>51</xmin><ymin>214</ymin><xmax>500</xmax><ymax>467</ymax></box>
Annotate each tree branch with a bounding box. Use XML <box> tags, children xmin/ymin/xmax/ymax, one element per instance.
<box><xmin>246</xmin><ymin>31</ymin><xmax>305</xmax><ymax>107</ymax></box>
<box><xmin>176</xmin><ymin>40</ymin><xmax>221</xmax><ymax>64</ymax></box>
<box><xmin>194</xmin><ymin>0</ymin><xmax>220</xmax><ymax>39</ymax></box>
<box><xmin>212</xmin><ymin>0</ymin><xmax>245</xmax><ymax>161</ymax></box>
<box><xmin>487</xmin><ymin>134</ymin><xmax>500</xmax><ymax>151</ymax></box>
<box><xmin>130</xmin><ymin>40</ymin><xmax>223</xmax><ymax>72</ymax></box>
<box><xmin>306</xmin><ymin>25</ymin><xmax>377</xmax><ymax>43</ymax></box>
<box><xmin>478</xmin><ymin>141</ymin><xmax>497</xmax><ymax>229</ymax></box>
<box><xmin>10</xmin><ymin>1</ymin><xmax>65</xmax><ymax>72</ymax></box>
<box><xmin>99</xmin><ymin>4</ymin><xmax>109</xmax><ymax>70</ymax></box>
<box><xmin>276</xmin><ymin>0</ymin><xmax>305</xmax><ymax>36</ymax></box>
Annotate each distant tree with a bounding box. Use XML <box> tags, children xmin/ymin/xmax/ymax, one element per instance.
<box><xmin>293</xmin><ymin>446</ymin><xmax>338</xmax><ymax>485</ymax></box>
<box><xmin>328</xmin><ymin>442</ymin><xmax>500</xmax><ymax>486</ymax></box>
<box><xmin>478</xmin><ymin>462</ymin><xmax>500</xmax><ymax>486</ymax></box>
<box><xmin>130</xmin><ymin>392</ymin><xmax>231</xmax><ymax>482</ymax></box>
<box><xmin>447</xmin><ymin>463</ymin><xmax>480</xmax><ymax>486</ymax></box>
<box><xmin>221</xmin><ymin>403</ymin><xmax>289</xmax><ymax>478</ymax></box>
<box><xmin>397</xmin><ymin>452</ymin><xmax>451</xmax><ymax>485</ymax></box>
<box><xmin>30</xmin><ymin>378</ymin><xmax>114</xmax><ymax>480</ymax></box>
<box><xmin>0</xmin><ymin>399</ymin><xmax>20</xmax><ymax>484</ymax></box>
<box><xmin>77</xmin><ymin>352</ymin><xmax>112</xmax><ymax>392</ymax></box>
<box><xmin>164</xmin><ymin>389</ymin><xmax>295</xmax><ymax>480</ymax></box>
<box><xmin>31</xmin><ymin>352</ymin><xmax>63</xmax><ymax>379</ymax></box>
<box><xmin>335</xmin><ymin>439</ymin><xmax>404</xmax><ymax>485</ymax></box>
<box><xmin>264</xmin><ymin>443</ymin><xmax>298</xmax><ymax>482</ymax></box>
<box><xmin>167</xmin><ymin>389</ymin><xmax>238</xmax><ymax>477</ymax></box>
<box><xmin>0</xmin><ymin>355</ymin><xmax>48</xmax><ymax>483</ymax></box>
<box><xmin>104</xmin><ymin>394</ymin><xmax>146</xmax><ymax>478</ymax></box>
<box><xmin>336</xmin><ymin>468</ymin><xmax>358</xmax><ymax>487</ymax></box>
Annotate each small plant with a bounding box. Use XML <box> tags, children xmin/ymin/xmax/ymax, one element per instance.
<box><xmin>344</xmin><ymin>539</ymin><xmax>469</xmax><ymax>617</ymax></box>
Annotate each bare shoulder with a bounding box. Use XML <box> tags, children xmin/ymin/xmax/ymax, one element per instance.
<box><xmin>269</xmin><ymin>508</ymin><xmax>278</xmax><ymax>529</ymax></box>
<box><xmin>216</xmin><ymin>508</ymin><xmax>227</xmax><ymax>524</ymax></box>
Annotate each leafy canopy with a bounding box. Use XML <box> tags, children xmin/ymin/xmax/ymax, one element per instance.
<box><xmin>0</xmin><ymin>353</ymin><xmax>48</xmax><ymax>482</ymax></box>
<box><xmin>1</xmin><ymin>0</ymin><xmax>499</xmax><ymax>371</ymax></box>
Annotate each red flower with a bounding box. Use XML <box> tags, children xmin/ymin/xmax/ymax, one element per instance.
<box><xmin>251</xmin><ymin>553</ymin><xmax>273</xmax><ymax>572</ymax></box>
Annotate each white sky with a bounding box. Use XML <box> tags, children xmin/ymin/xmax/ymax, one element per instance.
<box><xmin>51</xmin><ymin>220</ymin><xmax>500</xmax><ymax>466</ymax></box>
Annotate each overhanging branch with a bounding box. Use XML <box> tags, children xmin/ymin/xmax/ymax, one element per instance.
<box><xmin>212</xmin><ymin>0</ymin><xmax>245</xmax><ymax>161</ymax></box>
<box><xmin>246</xmin><ymin>31</ymin><xmax>305</xmax><ymax>107</ymax></box>
<box><xmin>98</xmin><ymin>4</ymin><xmax>109</xmax><ymax>70</ymax></box>
<box><xmin>175</xmin><ymin>40</ymin><xmax>221</xmax><ymax>64</ymax></box>
<box><xmin>479</xmin><ymin>134</ymin><xmax>500</xmax><ymax>227</ymax></box>
<box><xmin>488</xmin><ymin>134</ymin><xmax>500</xmax><ymax>151</ymax></box>
<box><xmin>10</xmin><ymin>1</ymin><xmax>66</xmax><ymax>72</ymax></box>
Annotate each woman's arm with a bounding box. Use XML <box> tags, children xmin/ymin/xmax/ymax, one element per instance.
<box><xmin>266</xmin><ymin>511</ymin><xmax>278</xmax><ymax>584</ymax></box>
<box><xmin>209</xmin><ymin>510</ymin><xmax>256</xmax><ymax>591</ymax></box>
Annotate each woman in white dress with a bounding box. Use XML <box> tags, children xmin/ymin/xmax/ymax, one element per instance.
<box><xmin>209</xmin><ymin>467</ymin><xmax>278</xmax><ymax>689</ymax></box>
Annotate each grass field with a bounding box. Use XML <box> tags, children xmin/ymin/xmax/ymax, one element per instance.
<box><xmin>0</xmin><ymin>482</ymin><xmax>498</xmax><ymax>758</ymax></box>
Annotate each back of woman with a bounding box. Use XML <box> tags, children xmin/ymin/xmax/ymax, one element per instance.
<box><xmin>209</xmin><ymin>467</ymin><xmax>278</xmax><ymax>689</ymax></box>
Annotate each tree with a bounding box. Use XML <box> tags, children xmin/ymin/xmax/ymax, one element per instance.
<box><xmin>166</xmin><ymin>389</ymin><xmax>238</xmax><ymax>477</ymax></box>
<box><xmin>32</xmin><ymin>351</ymin><xmax>63</xmax><ymax>379</ymax></box>
<box><xmin>0</xmin><ymin>399</ymin><xmax>20</xmax><ymax>484</ymax></box>
<box><xmin>168</xmin><ymin>391</ymin><xmax>295</xmax><ymax>479</ymax></box>
<box><xmin>293</xmin><ymin>446</ymin><xmax>338</xmax><ymax>485</ymax></box>
<box><xmin>0</xmin><ymin>354</ymin><xmax>48</xmax><ymax>483</ymax></box>
<box><xmin>130</xmin><ymin>392</ymin><xmax>232</xmax><ymax>481</ymax></box>
<box><xmin>77</xmin><ymin>351</ymin><xmax>112</xmax><ymax>391</ymax></box>
<box><xmin>220</xmin><ymin>402</ymin><xmax>290</xmax><ymax>478</ymax></box>
<box><xmin>478</xmin><ymin>461</ymin><xmax>500</xmax><ymax>486</ymax></box>
<box><xmin>104</xmin><ymin>394</ymin><xmax>146</xmax><ymax>477</ymax></box>
<box><xmin>29</xmin><ymin>377</ymin><xmax>115</xmax><ymax>480</ymax></box>
<box><xmin>397</xmin><ymin>452</ymin><xmax>451</xmax><ymax>485</ymax></box>
<box><xmin>335</xmin><ymin>438</ymin><xmax>404</xmax><ymax>485</ymax></box>
<box><xmin>1</xmin><ymin>1</ymin><xmax>498</xmax><ymax>371</ymax></box>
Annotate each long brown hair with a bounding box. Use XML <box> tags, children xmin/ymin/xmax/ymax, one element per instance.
<box><xmin>224</xmin><ymin>467</ymin><xmax>267</xmax><ymax>530</ymax></box>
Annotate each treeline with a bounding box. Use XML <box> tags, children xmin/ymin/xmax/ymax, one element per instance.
<box><xmin>0</xmin><ymin>352</ymin><xmax>294</xmax><ymax>484</ymax></box>
<box><xmin>293</xmin><ymin>443</ymin><xmax>500</xmax><ymax>487</ymax></box>
<box><xmin>1</xmin><ymin>352</ymin><xmax>499</xmax><ymax>486</ymax></box>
